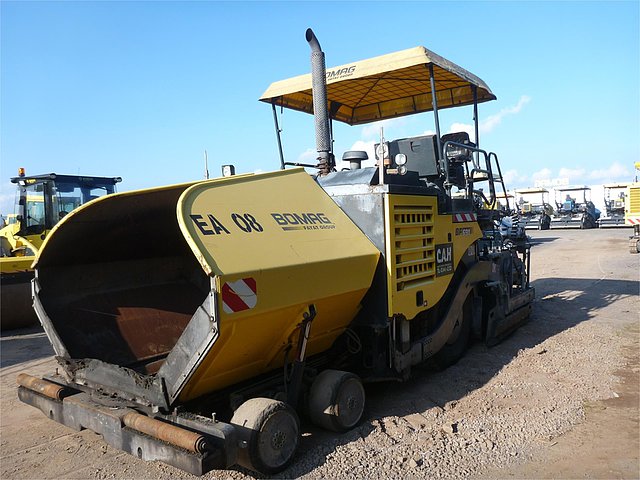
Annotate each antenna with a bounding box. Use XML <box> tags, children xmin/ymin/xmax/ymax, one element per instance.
<box><xmin>204</xmin><ymin>150</ymin><xmax>210</xmax><ymax>179</ymax></box>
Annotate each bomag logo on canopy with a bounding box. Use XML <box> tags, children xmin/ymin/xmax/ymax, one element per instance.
<box><xmin>326</xmin><ymin>65</ymin><xmax>356</xmax><ymax>82</ymax></box>
<box><xmin>271</xmin><ymin>212</ymin><xmax>336</xmax><ymax>231</ymax></box>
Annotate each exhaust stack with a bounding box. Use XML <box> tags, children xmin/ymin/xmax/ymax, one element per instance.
<box><xmin>306</xmin><ymin>28</ymin><xmax>333</xmax><ymax>175</ymax></box>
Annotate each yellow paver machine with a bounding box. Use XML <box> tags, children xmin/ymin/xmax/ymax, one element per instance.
<box><xmin>18</xmin><ymin>30</ymin><xmax>534</xmax><ymax>474</ymax></box>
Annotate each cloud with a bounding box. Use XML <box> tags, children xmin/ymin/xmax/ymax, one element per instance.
<box><xmin>532</xmin><ymin>168</ymin><xmax>553</xmax><ymax>181</ymax></box>
<box><xmin>361</xmin><ymin>118</ymin><xmax>406</xmax><ymax>139</ymax></box>
<box><xmin>588</xmin><ymin>162</ymin><xmax>631</xmax><ymax>182</ymax></box>
<box><xmin>502</xmin><ymin>169</ymin><xmax>529</xmax><ymax>187</ymax></box>
<box><xmin>297</xmin><ymin>148</ymin><xmax>318</xmax><ymax>165</ymax></box>
<box><xmin>558</xmin><ymin>167</ymin><xmax>586</xmax><ymax>180</ymax></box>
<box><xmin>0</xmin><ymin>182</ymin><xmax>16</xmax><ymax>216</ymax></box>
<box><xmin>446</xmin><ymin>95</ymin><xmax>531</xmax><ymax>141</ymax></box>
<box><xmin>480</xmin><ymin>95</ymin><xmax>531</xmax><ymax>134</ymax></box>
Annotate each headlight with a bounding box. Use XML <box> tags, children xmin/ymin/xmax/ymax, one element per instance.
<box><xmin>395</xmin><ymin>153</ymin><xmax>407</xmax><ymax>166</ymax></box>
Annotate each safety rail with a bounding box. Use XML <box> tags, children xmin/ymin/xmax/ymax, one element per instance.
<box><xmin>441</xmin><ymin>141</ymin><xmax>510</xmax><ymax>213</ymax></box>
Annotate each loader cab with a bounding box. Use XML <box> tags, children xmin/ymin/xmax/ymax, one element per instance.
<box><xmin>9</xmin><ymin>171</ymin><xmax>122</xmax><ymax>246</ymax></box>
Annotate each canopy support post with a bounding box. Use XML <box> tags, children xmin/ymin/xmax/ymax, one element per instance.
<box><xmin>429</xmin><ymin>64</ymin><xmax>442</xmax><ymax>161</ymax></box>
<box><xmin>272</xmin><ymin>102</ymin><xmax>286</xmax><ymax>170</ymax></box>
<box><xmin>473</xmin><ymin>85</ymin><xmax>480</xmax><ymax>168</ymax></box>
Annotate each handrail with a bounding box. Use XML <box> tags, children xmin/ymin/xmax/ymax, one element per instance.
<box><xmin>440</xmin><ymin>141</ymin><xmax>510</xmax><ymax>213</ymax></box>
<box><xmin>284</xmin><ymin>161</ymin><xmax>317</xmax><ymax>168</ymax></box>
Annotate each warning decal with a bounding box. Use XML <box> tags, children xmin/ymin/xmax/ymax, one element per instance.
<box><xmin>222</xmin><ymin>278</ymin><xmax>257</xmax><ymax>314</ymax></box>
<box><xmin>453</xmin><ymin>213</ymin><xmax>477</xmax><ymax>223</ymax></box>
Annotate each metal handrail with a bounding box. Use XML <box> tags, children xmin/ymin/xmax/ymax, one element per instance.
<box><xmin>440</xmin><ymin>141</ymin><xmax>510</xmax><ymax>213</ymax></box>
<box><xmin>284</xmin><ymin>162</ymin><xmax>317</xmax><ymax>168</ymax></box>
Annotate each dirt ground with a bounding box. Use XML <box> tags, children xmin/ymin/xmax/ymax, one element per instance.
<box><xmin>1</xmin><ymin>228</ymin><xmax>638</xmax><ymax>479</ymax></box>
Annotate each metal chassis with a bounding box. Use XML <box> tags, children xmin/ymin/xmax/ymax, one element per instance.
<box><xmin>18</xmin><ymin>382</ymin><xmax>238</xmax><ymax>476</ymax></box>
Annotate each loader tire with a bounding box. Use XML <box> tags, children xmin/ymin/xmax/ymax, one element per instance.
<box><xmin>308</xmin><ymin>370</ymin><xmax>365</xmax><ymax>432</ymax></box>
<box><xmin>230</xmin><ymin>397</ymin><xmax>299</xmax><ymax>474</ymax></box>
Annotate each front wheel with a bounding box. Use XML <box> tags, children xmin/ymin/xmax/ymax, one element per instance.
<box><xmin>308</xmin><ymin>370</ymin><xmax>365</xmax><ymax>432</ymax></box>
<box><xmin>230</xmin><ymin>398</ymin><xmax>300</xmax><ymax>474</ymax></box>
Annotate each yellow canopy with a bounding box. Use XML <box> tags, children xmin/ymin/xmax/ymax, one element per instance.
<box><xmin>260</xmin><ymin>46</ymin><xmax>496</xmax><ymax>126</ymax></box>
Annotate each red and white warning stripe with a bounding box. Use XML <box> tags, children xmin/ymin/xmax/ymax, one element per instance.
<box><xmin>222</xmin><ymin>277</ymin><xmax>257</xmax><ymax>314</ymax></box>
<box><xmin>453</xmin><ymin>213</ymin><xmax>477</xmax><ymax>223</ymax></box>
<box><xmin>626</xmin><ymin>217</ymin><xmax>640</xmax><ymax>225</ymax></box>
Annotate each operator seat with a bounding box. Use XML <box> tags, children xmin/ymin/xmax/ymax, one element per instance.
<box><xmin>441</xmin><ymin>132</ymin><xmax>475</xmax><ymax>189</ymax></box>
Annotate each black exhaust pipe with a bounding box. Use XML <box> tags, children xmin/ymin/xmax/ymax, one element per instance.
<box><xmin>306</xmin><ymin>28</ymin><xmax>333</xmax><ymax>175</ymax></box>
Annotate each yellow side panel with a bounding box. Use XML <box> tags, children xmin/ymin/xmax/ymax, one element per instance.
<box><xmin>385</xmin><ymin>194</ymin><xmax>481</xmax><ymax>319</ymax></box>
<box><xmin>176</xmin><ymin>169</ymin><xmax>380</xmax><ymax>401</ymax></box>
<box><xmin>0</xmin><ymin>256</ymin><xmax>34</xmax><ymax>275</ymax></box>
<box><xmin>0</xmin><ymin>223</ymin><xmax>38</xmax><ymax>273</ymax></box>
<box><xmin>626</xmin><ymin>183</ymin><xmax>640</xmax><ymax>223</ymax></box>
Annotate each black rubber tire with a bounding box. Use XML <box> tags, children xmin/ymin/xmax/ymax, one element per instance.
<box><xmin>308</xmin><ymin>370</ymin><xmax>365</xmax><ymax>432</ymax></box>
<box><xmin>429</xmin><ymin>294</ymin><xmax>472</xmax><ymax>370</ymax></box>
<box><xmin>540</xmin><ymin>215</ymin><xmax>551</xmax><ymax>230</ymax></box>
<box><xmin>230</xmin><ymin>398</ymin><xmax>300</xmax><ymax>474</ymax></box>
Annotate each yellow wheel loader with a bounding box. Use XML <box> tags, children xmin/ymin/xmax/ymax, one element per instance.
<box><xmin>18</xmin><ymin>30</ymin><xmax>534</xmax><ymax>475</ymax></box>
<box><xmin>1</xmin><ymin>170</ymin><xmax>121</xmax><ymax>330</ymax></box>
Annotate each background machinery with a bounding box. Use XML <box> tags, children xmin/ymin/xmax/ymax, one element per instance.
<box><xmin>550</xmin><ymin>185</ymin><xmax>600</xmax><ymax>229</ymax></box>
<box><xmin>17</xmin><ymin>30</ymin><xmax>534</xmax><ymax>475</ymax></box>
<box><xmin>599</xmin><ymin>183</ymin><xmax>628</xmax><ymax>227</ymax></box>
<box><xmin>0</xmin><ymin>170</ymin><xmax>121</xmax><ymax>330</ymax></box>
<box><xmin>626</xmin><ymin>162</ymin><xmax>640</xmax><ymax>253</ymax></box>
<box><xmin>515</xmin><ymin>187</ymin><xmax>553</xmax><ymax>230</ymax></box>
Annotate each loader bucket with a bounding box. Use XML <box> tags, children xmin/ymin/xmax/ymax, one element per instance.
<box><xmin>34</xmin><ymin>169</ymin><xmax>380</xmax><ymax>407</ymax></box>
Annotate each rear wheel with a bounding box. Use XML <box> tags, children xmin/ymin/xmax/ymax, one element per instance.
<box><xmin>230</xmin><ymin>398</ymin><xmax>300</xmax><ymax>474</ymax></box>
<box><xmin>308</xmin><ymin>370</ymin><xmax>365</xmax><ymax>432</ymax></box>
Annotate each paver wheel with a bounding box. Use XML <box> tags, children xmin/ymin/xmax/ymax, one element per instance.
<box><xmin>230</xmin><ymin>397</ymin><xmax>299</xmax><ymax>474</ymax></box>
<box><xmin>429</xmin><ymin>293</ymin><xmax>472</xmax><ymax>369</ymax></box>
<box><xmin>308</xmin><ymin>370</ymin><xmax>365</xmax><ymax>432</ymax></box>
<box><xmin>539</xmin><ymin>215</ymin><xmax>551</xmax><ymax>230</ymax></box>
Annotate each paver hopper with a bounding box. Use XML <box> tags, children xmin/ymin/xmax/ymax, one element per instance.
<box><xmin>33</xmin><ymin>171</ymin><xmax>380</xmax><ymax>406</ymax></box>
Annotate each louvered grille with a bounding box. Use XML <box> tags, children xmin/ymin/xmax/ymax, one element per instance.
<box><xmin>392</xmin><ymin>205</ymin><xmax>435</xmax><ymax>290</ymax></box>
<box><xmin>629</xmin><ymin>186</ymin><xmax>640</xmax><ymax>213</ymax></box>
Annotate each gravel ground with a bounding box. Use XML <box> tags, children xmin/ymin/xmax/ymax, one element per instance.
<box><xmin>1</xmin><ymin>228</ymin><xmax>638</xmax><ymax>479</ymax></box>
